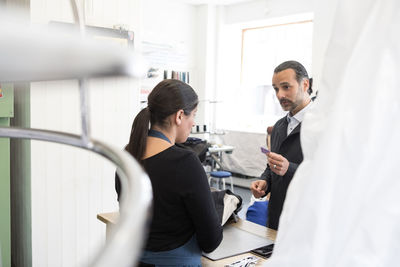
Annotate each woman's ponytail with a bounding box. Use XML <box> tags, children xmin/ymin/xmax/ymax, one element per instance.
<box><xmin>125</xmin><ymin>107</ymin><xmax>150</xmax><ymax>163</ymax></box>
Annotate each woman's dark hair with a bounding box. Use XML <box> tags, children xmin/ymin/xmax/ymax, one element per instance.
<box><xmin>274</xmin><ymin>60</ymin><xmax>313</xmax><ymax>95</ymax></box>
<box><xmin>125</xmin><ymin>79</ymin><xmax>198</xmax><ymax>163</ymax></box>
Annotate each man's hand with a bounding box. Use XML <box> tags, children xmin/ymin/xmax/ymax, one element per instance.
<box><xmin>250</xmin><ymin>180</ymin><xmax>267</xmax><ymax>198</ymax></box>
<box><xmin>267</xmin><ymin>152</ymin><xmax>289</xmax><ymax>176</ymax></box>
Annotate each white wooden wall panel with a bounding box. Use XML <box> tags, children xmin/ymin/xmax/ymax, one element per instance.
<box><xmin>30</xmin><ymin>141</ymin><xmax>47</xmax><ymax>266</ymax></box>
<box><xmin>61</xmin><ymin>146</ymin><xmax>78</xmax><ymax>267</ymax></box>
<box><xmin>46</xmin><ymin>143</ymin><xmax>63</xmax><ymax>267</ymax></box>
<box><xmin>29</xmin><ymin>0</ymin><xmax>142</xmax><ymax>266</ymax></box>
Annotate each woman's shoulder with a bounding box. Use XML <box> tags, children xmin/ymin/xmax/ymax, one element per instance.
<box><xmin>169</xmin><ymin>145</ymin><xmax>200</xmax><ymax>163</ymax></box>
<box><xmin>145</xmin><ymin>145</ymin><xmax>199</xmax><ymax>164</ymax></box>
<box><xmin>146</xmin><ymin>145</ymin><xmax>204</xmax><ymax>183</ymax></box>
<box><xmin>163</xmin><ymin>146</ymin><xmax>204</xmax><ymax>177</ymax></box>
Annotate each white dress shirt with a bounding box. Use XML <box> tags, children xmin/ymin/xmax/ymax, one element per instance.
<box><xmin>286</xmin><ymin>101</ymin><xmax>313</xmax><ymax>136</ymax></box>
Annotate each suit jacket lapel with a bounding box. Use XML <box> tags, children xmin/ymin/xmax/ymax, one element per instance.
<box><xmin>274</xmin><ymin>118</ymin><xmax>289</xmax><ymax>150</ymax></box>
<box><xmin>274</xmin><ymin>119</ymin><xmax>301</xmax><ymax>152</ymax></box>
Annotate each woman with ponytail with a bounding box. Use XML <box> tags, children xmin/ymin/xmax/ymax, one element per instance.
<box><xmin>116</xmin><ymin>79</ymin><xmax>222</xmax><ymax>266</ymax></box>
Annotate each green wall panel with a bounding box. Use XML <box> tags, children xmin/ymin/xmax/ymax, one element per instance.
<box><xmin>0</xmin><ymin>118</ymin><xmax>11</xmax><ymax>267</ymax></box>
<box><xmin>0</xmin><ymin>83</ymin><xmax>14</xmax><ymax>118</ymax></box>
<box><xmin>1</xmin><ymin>83</ymin><xmax>13</xmax><ymax>267</ymax></box>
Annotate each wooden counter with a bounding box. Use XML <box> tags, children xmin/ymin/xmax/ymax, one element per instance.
<box><xmin>97</xmin><ymin>212</ymin><xmax>276</xmax><ymax>266</ymax></box>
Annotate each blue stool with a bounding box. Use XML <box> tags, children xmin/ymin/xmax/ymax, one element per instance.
<box><xmin>208</xmin><ymin>171</ymin><xmax>234</xmax><ymax>192</ymax></box>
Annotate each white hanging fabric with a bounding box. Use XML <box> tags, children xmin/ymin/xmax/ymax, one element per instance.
<box><xmin>264</xmin><ymin>0</ymin><xmax>400</xmax><ymax>266</ymax></box>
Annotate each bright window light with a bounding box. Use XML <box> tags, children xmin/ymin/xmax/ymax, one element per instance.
<box><xmin>215</xmin><ymin>14</ymin><xmax>313</xmax><ymax>134</ymax></box>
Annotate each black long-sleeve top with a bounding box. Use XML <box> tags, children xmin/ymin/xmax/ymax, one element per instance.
<box><xmin>139</xmin><ymin>145</ymin><xmax>222</xmax><ymax>253</ymax></box>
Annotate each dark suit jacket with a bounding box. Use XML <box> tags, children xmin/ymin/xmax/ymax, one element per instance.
<box><xmin>260</xmin><ymin>116</ymin><xmax>303</xmax><ymax>230</ymax></box>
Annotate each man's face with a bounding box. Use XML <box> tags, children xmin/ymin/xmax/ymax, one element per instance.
<box><xmin>272</xmin><ymin>68</ymin><xmax>308</xmax><ymax>115</ymax></box>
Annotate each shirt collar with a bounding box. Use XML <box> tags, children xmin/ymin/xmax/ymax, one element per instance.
<box><xmin>286</xmin><ymin>100</ymin><xmax>313</xmax><ymax>123</ymax></box>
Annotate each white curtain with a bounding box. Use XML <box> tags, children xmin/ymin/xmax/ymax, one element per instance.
<box><xmin>265</xmin><ymin>0</ymin><xmax>400</xmax><ymax>266</ymax></box>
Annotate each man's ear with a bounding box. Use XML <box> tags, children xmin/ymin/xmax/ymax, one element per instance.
<box><xmin>302</xmin><ymin>78</ymin><xmax>310</xmax><ymax>93</ymax></box>
<box><xmin>175</xmin><ymin>110</ymin><xmax>184</xmax><ymax>125</ymax></box>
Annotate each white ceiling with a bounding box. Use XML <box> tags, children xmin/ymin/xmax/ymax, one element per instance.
<box><xmin>173</xmin><ymin>0</ymin><xmax>254</xmax><ymax>6</ymax></box>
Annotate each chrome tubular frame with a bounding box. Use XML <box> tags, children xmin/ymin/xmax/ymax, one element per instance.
<box><xmin>0</xmin><ymin>1</ymin><xmax>152</xmax><ymax>265</ymax></box>
<box><xmin>0</xmin><ymin>118</ymin><xmax>152</xmax><ymax>267</ymax></box>
<box><xmin>0</xmin><ymin>79</ymin><xmax>152</xmax><ymax>267</ymax></box>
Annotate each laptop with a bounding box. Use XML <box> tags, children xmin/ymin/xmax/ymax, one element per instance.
<box><xmin>202</xmin><ymin>224</ymin><xmax>274</xmax><ymax>260</ymax></box>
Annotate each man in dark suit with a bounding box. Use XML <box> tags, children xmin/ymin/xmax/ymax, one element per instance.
<box><xmin>250</xmin><ymin>60</ymin><xmax>313</xmax><ymax>230</ymax></box>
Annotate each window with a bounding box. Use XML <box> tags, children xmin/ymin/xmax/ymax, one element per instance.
<box><xmin>215</xmin><ymin>14</ymin><xmax>313</xmax><ymax>133</ymax></box>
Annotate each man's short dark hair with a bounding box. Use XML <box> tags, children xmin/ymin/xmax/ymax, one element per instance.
<box><xmin>274</xmin><ymin>60</ymin><xmax>313</xmax><ymax>94</ymax></box>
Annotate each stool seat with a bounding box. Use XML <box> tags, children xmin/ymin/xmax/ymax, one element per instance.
<box><xmin>210</xmin><ymin>171</ymin><xmax>232</xmax><ymax>178</ymax></box>
<box><xmin>208</xmin><ymin>171</ymin><xmax>234</xmax><ymax>192</ymax></box>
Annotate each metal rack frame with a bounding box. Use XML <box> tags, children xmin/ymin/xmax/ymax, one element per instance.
<box><xmin>0</xmin><ymin>2</ymin><xmax>152</xmax><ymax>266</ymax></box>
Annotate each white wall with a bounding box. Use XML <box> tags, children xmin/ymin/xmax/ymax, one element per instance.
<box><xmin>29</xmin><ymin>0</ymin><xmax>142</xmax><ymax>266</ymax></box>
<box><xmin>224</xmin><ymin>0</ymin><xmax>313</xmax><ymax>24</ymax></box>
<box><xmin>195</xmin><ymin>4</ymin><xmax>219</xmax><ymax>129</ymax></box>
<box><xmin>141</xmin><ymin>0</ymin><xmax>197</xmax><ymax>68</ymax></box>
<box><xmin>141</xmin><ymin>0</ymin><xmax>229</xmax><ymax>129</ymax></box>
<box><xmin>141</xmin><ymin>0</ymin><xmax>210</xmax><ymax>123</ymax></box>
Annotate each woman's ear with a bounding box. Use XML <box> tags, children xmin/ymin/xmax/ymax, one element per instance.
<box><xmin>175</xmin><ymin>110</ymin><xmax>184</xmax><ymax>125</ymax></box>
